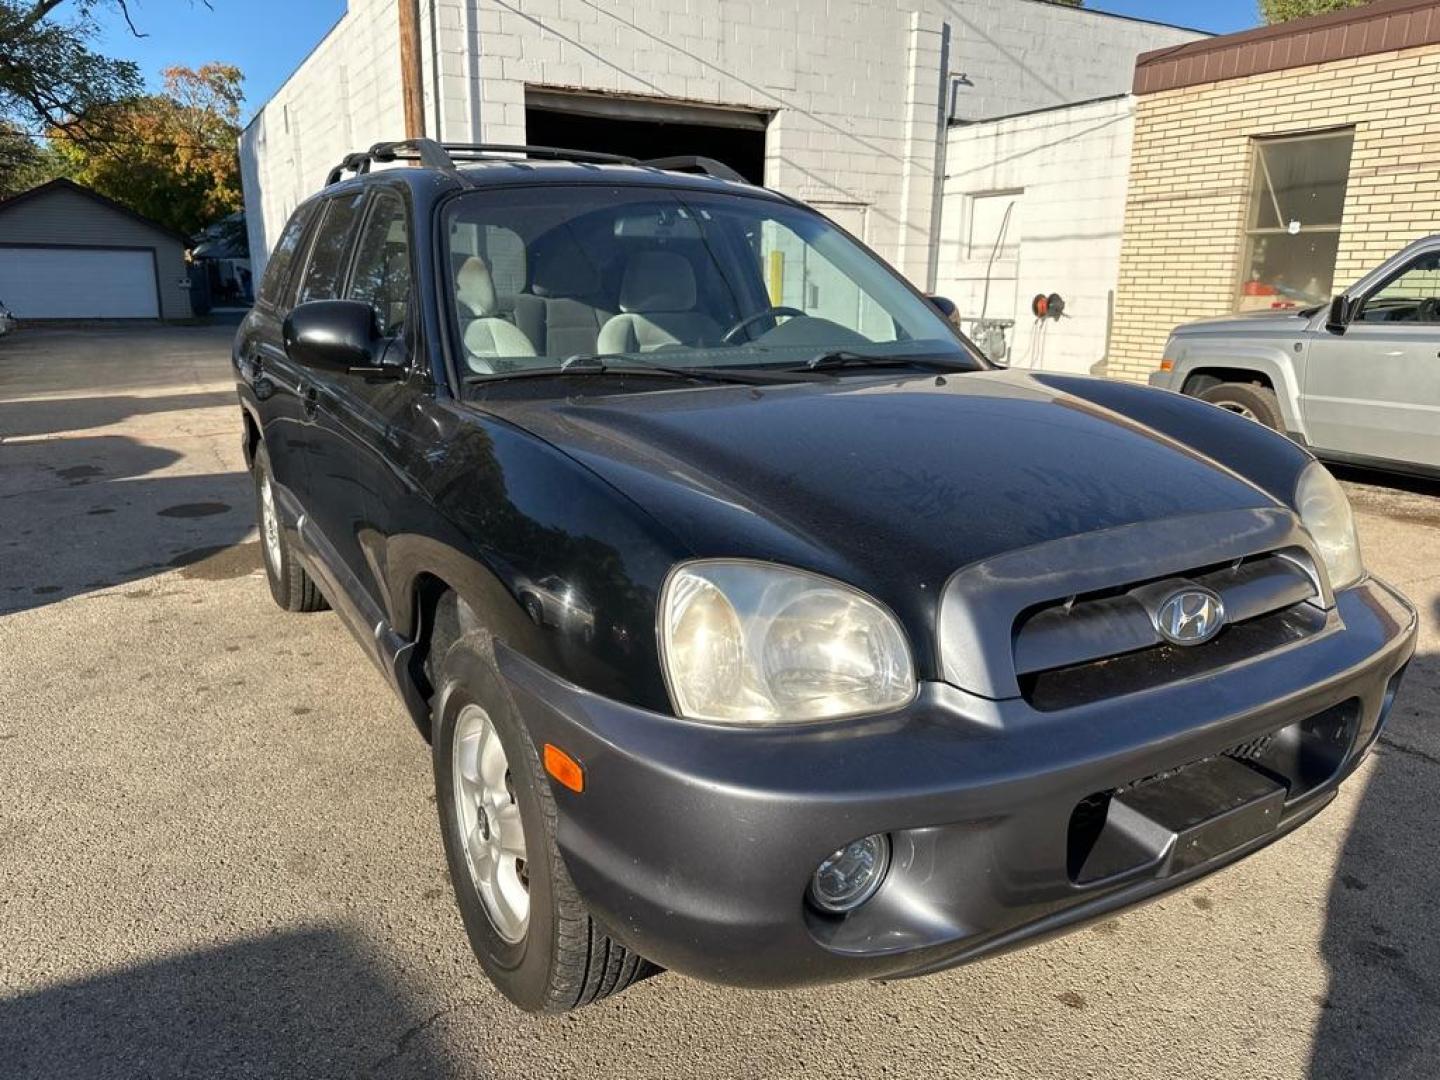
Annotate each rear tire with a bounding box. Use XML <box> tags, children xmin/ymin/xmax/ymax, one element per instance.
<box><xmin>252</xmin><ymin>443</ymin><xmax>327</xmax><ymax>613</ymax></box>
<box><xmin>430</xmin><ymin>599</ymin><xmax>654</xmax><ymax>1012</ymax></box>
<box><xmin>1197</xmin><ymin>382</ymin><xmax>1283</xmax><ymax>431</ymax></box>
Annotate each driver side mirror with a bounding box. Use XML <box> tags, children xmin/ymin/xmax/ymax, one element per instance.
<box><xmin>1326</xmin><ymin>294</ymin><xmax>1355</xmax><ymax>334</ymax></box>
<box><xmin>283</xmin><ymin>300</ymin><xmax>401</xmax><ymax>375</ymax></box>
<box><xmin>926</xmin><ymin>294</ymin><xmax>962</xmax><ymax>329</ymax></box>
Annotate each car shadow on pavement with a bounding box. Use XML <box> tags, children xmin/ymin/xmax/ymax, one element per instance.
<box><xmin>0</xmin><ymin>432</ymin><xmax>256</xmax><ymax>615</ymax></box>
<box><xmin>1309</xmin><ymin>604</ymin><xmax>1440</xmax><ymax>1078</ymax></box>
<box><xmin>0</xmin><ymin>390</ymin><xmax>239</xmax><ymax>441</ymax></box>
<box><xmin>0</xmin><ymin>927</ymin><xmax>468</xmax><ymax>1079</ymax></box>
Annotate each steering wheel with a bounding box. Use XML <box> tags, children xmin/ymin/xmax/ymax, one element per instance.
<box><xmin>1418</xmin><ymin>296</ymin><xmax>1440</xmax><ymax>323</ymax></box>
<box><xmin>722</xmin><ymin>306</ymin><xmax>806</xmax><ymax>345</ymax></box>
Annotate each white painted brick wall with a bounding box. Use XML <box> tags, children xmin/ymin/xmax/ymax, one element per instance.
<box><xmin>935</xmin><ymin>94</ymin><xmax>1135</xmax><ymax>375</ymax></box>
<box><xmin>240</xmin><ymin>0</ymin><xmax>1201</xmax><ymax>284</ymax></box>
<box><xmin>943</xmin><ymin>0</ymin><xmax>1198</xmax><ymax>122</ymax></box>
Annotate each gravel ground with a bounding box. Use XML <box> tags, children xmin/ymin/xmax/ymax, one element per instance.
<box><xmin>1</xmin><ymin>323</ymin><xmax>1438</xmax><ymax>1079</ymax></box>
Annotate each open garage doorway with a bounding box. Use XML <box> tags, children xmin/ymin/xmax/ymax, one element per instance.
<box><xmin>525</xmin><ymin>89</ymin><xmax>769</xmax><ymax>184</ymax></box>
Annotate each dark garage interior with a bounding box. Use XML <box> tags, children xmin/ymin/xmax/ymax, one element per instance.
<box><xmin>524</xmin><ymin>91</ymin><xmax>768</xmax><ymax>184</ymax></box>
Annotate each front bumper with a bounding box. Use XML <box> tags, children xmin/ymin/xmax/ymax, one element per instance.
<box><xmin>499</xmin><ymin>577</ymin><xmax>1416</xmax><ymax>989</ymax></box>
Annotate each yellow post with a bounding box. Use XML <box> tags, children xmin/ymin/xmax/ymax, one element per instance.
<box><xmin>767</xmin><ymin>250</ymin><xmax>784</xmax><ymax>306</ymax></box>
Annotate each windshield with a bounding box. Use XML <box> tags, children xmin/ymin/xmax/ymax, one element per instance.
<box><xmin>443</xmin><ymin>185</ymin><xmax>977</xmax><ymax>377</ymax></box>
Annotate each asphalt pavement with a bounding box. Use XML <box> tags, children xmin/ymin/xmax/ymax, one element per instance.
<box><xmin>1</xmin><ymin>322</ymin><xmax>1438</xmax><ymax>1079</ymax></box>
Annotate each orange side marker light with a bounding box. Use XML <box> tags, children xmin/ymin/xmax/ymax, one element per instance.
<box><xmin>544</xmin><ymin>743</ymin><xmax>585</xmax><ymax>793</ymax></box>
<box><xmin>1159</xmin><ymin>358</ymin><xmax>1175</xmax><ymax>372</ymax></box>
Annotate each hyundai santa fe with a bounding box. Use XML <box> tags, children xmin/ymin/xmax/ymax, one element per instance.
<box><xmin>233</xmin><ymin>139</ymin><xmax>1416</xmax><ymax>1012</ymax></box>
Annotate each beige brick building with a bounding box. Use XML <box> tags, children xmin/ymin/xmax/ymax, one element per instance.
<box><xmin>1107</xmin><ymin>0</ymin><xmax>1440</xmax><ymax>382</ymax></box>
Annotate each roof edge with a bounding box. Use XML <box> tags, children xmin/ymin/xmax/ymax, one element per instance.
<box><xmin>949</xmin><ymin>92</ymin><xmax>1132</xmax><ymax>128</ymax></box>
<box><xmin>1134</xmin><ymin>0</ymin><xmax>1440</xmax><ymax>95</ymax></box>
<box><xmin>1014</xmin><ymin>0</ymin><xmax>1211</xmax><ymax>37</ymax></box>
<box><xmin>0</xmin><ymin>178</ymin><xmax>190</xmax><ymax>244</ymax></box>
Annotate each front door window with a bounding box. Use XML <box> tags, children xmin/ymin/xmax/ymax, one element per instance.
<box><xmin>1356</xmin><ymin>252</ymin><xmax>1440</xmax><ymax>323</ymax></box>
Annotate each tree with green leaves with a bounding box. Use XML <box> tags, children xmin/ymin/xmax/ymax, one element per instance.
<box><xmin>1260</xmin><ymin>0</ymin><xmax>1373</xmax><ymax>24</ymax></box>
<box><xmin>0</xmin><ymin>1</ymin><xmax>144</xmax><ymax>138</ymax></box>
<box><xmin>47</xmin><ymin>63</ymin><xmax>245</xmax><ymax>236</ymax></box>
<box><xmin>0</xmin><ymin>119</ymin><xmax>60</xmax><ymax>197</ymax></box>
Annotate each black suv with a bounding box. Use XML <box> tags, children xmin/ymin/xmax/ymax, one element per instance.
<box><xmin>234</xmin><ymin>139</ymin><xmax>1416</xmax><ymax>1013</ymax></box>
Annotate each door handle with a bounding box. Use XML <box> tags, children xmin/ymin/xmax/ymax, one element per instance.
<box><xmin>302</xmin><ymin>385</ymin><xmax>319</xmax><ymax>418</ymax></box>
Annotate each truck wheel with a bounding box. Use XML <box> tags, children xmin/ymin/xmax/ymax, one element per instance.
<box><xmin>431</xmin><ymin>630</ymin><xmax>655</xmax><ymax>1012</ymax></box>
<box><xmin>252</xmin><ymin>443</ymin><xmax>327</xmax><ymax>613</ymax></box>
<box><xmin>1198</xmin><ymin>382</ymin><xmax>1283</xmax><ymax>431</ymax></box>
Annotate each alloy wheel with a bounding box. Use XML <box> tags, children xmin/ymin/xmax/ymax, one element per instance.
<box><xmin>452</xmin><ymin>704</ymin><xmax>530</xmax><ymax>943</ymax></box>
<box><xmin>260</xmin><ymin>472</ymin><xmax>283</xmax><ymax>570</ymax></box>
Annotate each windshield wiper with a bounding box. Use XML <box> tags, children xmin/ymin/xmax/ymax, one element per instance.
<box><xmin>466</xmin><ymin>354</ymin><xmax>808</xmax><ymax>385</ymax></box>
<box><xmin>802</xmin><ymin>349</ymin><xmax>971</xmax><ymax>373</ymax></box>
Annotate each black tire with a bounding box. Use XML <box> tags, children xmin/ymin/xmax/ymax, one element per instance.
<box><xmin>429</xmin><ymin>597</ymin><xmax>654</xmax><ymax>1012</ymax></box>
<box><xmin>1197</xmin><ymin>382</ymin><xmax>1284</xmax><ymax>431</ymax></box>
<box><xmin>252</xmin><ymin>442</ymin><xmax>327</xmax><ymax>613</ymax></box>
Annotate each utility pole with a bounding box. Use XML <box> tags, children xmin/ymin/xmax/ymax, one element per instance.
<box><xmin>398</xmin><ymin>0</ymin><xmax>425</xmax><ymax>140</ymax></box>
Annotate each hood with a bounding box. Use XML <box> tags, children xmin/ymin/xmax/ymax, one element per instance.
<box><xmin>1171</xmin><ymin>307</ymin><xmax>1315</xmax><ymax>336</ymax></box>
<box><xmin>479</xmin><ymin>370</ymin><xmax>1280</xmax><ymax>596</ymax></box>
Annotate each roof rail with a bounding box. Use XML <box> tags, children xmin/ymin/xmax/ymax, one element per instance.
<box><xmin>639</xmin><ymin>155</ymin><xmax>746</xmax><ymax>183</ymax></box>
<box><xmin>325</xmin><ymin>139</ymin><xmax>640</xmax><ymax>185</ymax></box>
<box><xmin>442</xmin><ymin>143</ymin><xmax>640</xmax><ymax>166</ymax></box>
<box><xmin>324</xmin><ymin>140</ymin><xmax>747</xmax><ymax>186</ymax></box>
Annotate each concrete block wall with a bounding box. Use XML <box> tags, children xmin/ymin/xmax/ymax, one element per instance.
<box><xmin>239</xmin><ymin>0</ymin><xmax>1203</xmax><ymax>285</ymax></box>
<box><xmin>939</xmin><ymin>0</ymin><xmax>1200</xmax><ymax>123</ymax></box>
<box><xmin>936</xmin><ymin>95</ymin><xmax>1135</xmax><ymax>375</ymax></box>
<box><xmin>431</xmin><ymin>0</ymin><xmax>947</xmax><ymax>285</ymax></box>
<box><xmin>240</xmin><ymin>0</ymin><xmax>407</xmax><ymax>280</ymax></box>
<box><xmin>1107</xmin><ymin>41</ymin><xmax>1440</xmax><ymax>383</ymax></box>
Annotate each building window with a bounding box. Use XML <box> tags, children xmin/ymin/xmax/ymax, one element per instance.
<box><xmin>1239</xmin><ymin>129</ymin><xmax>1354</xmax><ymax>310</ymax></box>
<box><xmin>965</xmin><ymin>190</ymin><xmax>1022</xmax><ymax>262</ymax></box>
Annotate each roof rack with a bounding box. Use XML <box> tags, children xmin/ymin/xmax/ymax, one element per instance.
<box><xmin>641</xmin><ymin>155</ymin><xmax>746</xmax><ymax>183</ymax></box>
<box><xmin>324</xmin><ymin>138</ymin><xmax>748</xmax><ymax>186</ymax></box>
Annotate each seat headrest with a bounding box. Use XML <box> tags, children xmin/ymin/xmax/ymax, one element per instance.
<box><xmin>619</xmin><ymin>251</ymin><xmax>697</xmax><ymax>313</ymax></box>
<box><xmin>531</xmin><ymin>241</ymin><xmax>602</xmax><ymax>298</ymax></box>
<box><xmin>455</xmin><ymin>256</ymin><xmax>498</xmax><ymax>317</ymax></box>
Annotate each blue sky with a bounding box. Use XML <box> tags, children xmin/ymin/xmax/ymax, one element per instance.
<box><xmin>91</xmin><ymin>0</ymin><xmax>1262</xmax><ymax>123</ymax></box>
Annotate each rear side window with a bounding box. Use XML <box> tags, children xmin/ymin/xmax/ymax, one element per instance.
<box><xmin>256</xmin><ymin>203</ymin><xmax>315</xmax><ymax>308</ymax></box>
<box><xmin>347</xmin><ymin>190</ymin><xmax>412</xmax><ymax>337</ymax></box>
<box><xmin>296</xmin><ymin>192</ymin><xmax>368</xmax><ymax>304</ymax></box>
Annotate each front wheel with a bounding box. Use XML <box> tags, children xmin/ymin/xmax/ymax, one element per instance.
<box><xmin>431</xmin><ymin>632</ymin><xmax>654</xmax><ymax>1012</ymax></box>
<box><xmin>252</xmin><ymin>443</ymin><xmax>327</xmax><ymax>612</ymax></box>
<box><xmin>1197</xmin><ymin>382</ymin><xmax>1283</xmax><ymax>431</ymax></box>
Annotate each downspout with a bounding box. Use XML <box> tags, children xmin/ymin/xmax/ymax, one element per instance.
<box><xmin>926</xmin><ymin>22</ymin><xmax>952</xmax><ymax>294</ymax></box>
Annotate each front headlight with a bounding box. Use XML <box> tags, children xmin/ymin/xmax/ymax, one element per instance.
<box><xmin>660</xmin><ymin>561</ymin><xmax>916</xmax><ymax>725</ymax></box>
<box><xmin>1295</xmin><ymin>462</ymin><xmax>1364</xmax><ymax>591</ymax></box>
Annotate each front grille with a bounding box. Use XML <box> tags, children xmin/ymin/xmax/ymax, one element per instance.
<box><xmin>1015</xmin><ymin>550</ymin><xmax>1323</xmax><ymax>711</ymax></box>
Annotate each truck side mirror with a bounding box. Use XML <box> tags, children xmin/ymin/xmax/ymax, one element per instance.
<box><xmin>1326</xmin><ymin>294</ymin><xmax>1353</xmax><ymax>334</ymax></box>
<box><xmin>927</xmin><ymin>294</ymin><xmax>961</xmax><ymax>328</ymax></box>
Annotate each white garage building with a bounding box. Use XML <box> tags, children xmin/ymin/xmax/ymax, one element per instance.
<box><xmin>0</xmin><ymin>179</ymin><xmax>193</xmax><ymax>321</ymax></box>
<box><xmin>240</xmin><ymin>0</ymin><xmax>1202</xmax><ymax>370</ymax></box>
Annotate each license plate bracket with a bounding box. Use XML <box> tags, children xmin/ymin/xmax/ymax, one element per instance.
<box><xmin>1075</xmin><ymin>755</ymin><xmax>1286</xmax><ymax>885</ymax></box>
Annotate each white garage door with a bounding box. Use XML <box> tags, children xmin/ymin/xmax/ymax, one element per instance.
<box><xmin>0</xmin><ymin>246</ymin><xmax>159</xmax><ymax>319</ymax></box>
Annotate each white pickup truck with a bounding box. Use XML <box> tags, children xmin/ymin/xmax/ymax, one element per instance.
<box><xmin>1151</xmin><ymin>237</ymin><xmax>1440</xmax><ymax>477</ymax></box>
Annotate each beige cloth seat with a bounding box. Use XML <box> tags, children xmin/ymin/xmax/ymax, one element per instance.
<box><xmin>512</xmin><ymin>243</ymin><xmax>612</xmax><ymax>357</ymax></box>
<box><xmin>456</xmin><ymin>256</ymin><xmax>536</xmax><ymax>369</ymax></box>
<box><xmin>596</xmin><ymin>251</ymin><xmax>723</xmax><ymax>354</ymax></box>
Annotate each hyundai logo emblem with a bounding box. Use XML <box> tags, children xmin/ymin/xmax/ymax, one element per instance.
<box><xmin>1154</xmin><ymin>588</ymin><xmax>1226</xmax><ymax>646</ymax></box>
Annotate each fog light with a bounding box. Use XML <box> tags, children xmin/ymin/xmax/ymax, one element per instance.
<box><xmin>808</xmin><ymin>834</ymin><xmax>890</xmax><ymax>914</ymax></box>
